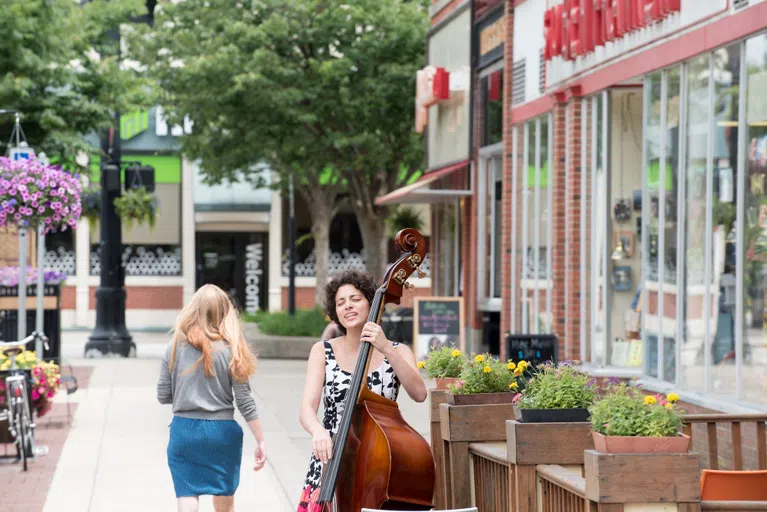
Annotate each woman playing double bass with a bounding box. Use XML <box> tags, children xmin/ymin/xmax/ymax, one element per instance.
<box><xmin>296</xmin><ymin>269</ymin><xmax>428</xmax><ymax>511</ymax></box>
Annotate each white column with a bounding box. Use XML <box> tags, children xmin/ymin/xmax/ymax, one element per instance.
<box><xmin>181</xmin><ymin>157</ymin><xmax>196</xmax><ymax>305</ymax></box>
<box><xmin>75</xmin><ymin>218</ymin><xmax>91</xmax><ymax>327</ymax></box>
<box><xmin>268</xmin><ymin>183</ymin><xmax>283</xmax><ymax>312</ymax></box>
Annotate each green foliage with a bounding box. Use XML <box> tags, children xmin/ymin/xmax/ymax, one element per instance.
<box><xmin>419</xmin><ymin>346</ymin><xmax>466</xmax><ymax>379</ymax></box>
<box><xmin>589</xmin><ymin>384</ymin><xmax>683</xmax><ymax>437</ymax></box>
<box><xmin>131</xmin><ymin>0</ymin><xmax>429</xmax><ymax>275</ymax></box>
<box><xmin>112</xmin><ymin>187</ymin><xmax>157</xmax><ymax>230</ymax></box>
<box><xmin>518</xmin><ymin>361</ymin><xmax>598</xmax><ymax>410</ymax></box>
<box><xmin>0</xmin><ymin>0</ymin><xmax>150</xmax><ymax>167</ymax></box>
<box><xmin>388</xmin><ymin>206</ymin><xmax>424</xmax><ymax>238</ymax></box>
<box><xmin>246</xmin><ymin>308</ymin><xmax>328</xmax><ymax>338</ymax></box>
<box><xmin>448</xmin><ymin>354</ymin><xmax>524</xmax><ymax>395</ymax></box>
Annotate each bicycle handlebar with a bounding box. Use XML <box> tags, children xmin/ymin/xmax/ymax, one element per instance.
<box><xmin>0</xmin><ymin>333</ymin><xmax>38</xmax><ymax>349</ymax></box>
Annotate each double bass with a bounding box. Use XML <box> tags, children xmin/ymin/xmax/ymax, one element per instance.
<box><xmin>313</xmin><ymin>228</ymin><xmax>436</xmax><ymax>512</ymax></box>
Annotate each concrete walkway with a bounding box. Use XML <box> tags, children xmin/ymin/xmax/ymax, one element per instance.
<box><xmin>43</xmin><ymin>333</ymin><xmax>432</xmax><ymax>511</ymax></box>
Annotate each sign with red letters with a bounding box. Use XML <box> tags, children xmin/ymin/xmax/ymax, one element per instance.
<box><xmin>544</xmin><ymin>0</ymin><xmax>681</xmax><ymax>61</ymax></box>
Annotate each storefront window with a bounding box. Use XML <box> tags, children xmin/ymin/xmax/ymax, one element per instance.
<box><xmin>680</xmin><ymin>54</ymin><xmax>711</xmax><ymax>394</ymax></box>
<box><xmin>482</xmin><ymin>69</ymin><xmax>504</xmax><ymax>146</ymax></box>
<box><xmin>592</xmin><ymin>94</ymin><xmax>608</xmax><ymax>365</ymax></box>
<box><xmin>742</xmin><ymin>34</ymin><xmax>767</xmax><ymax>404</ymax></box>
<box><xmin>478</xmin><ymin>154</ymin><xmax>502</xmax><ymax>302</ymax></box>
<box><xmin>710</xmin><ymin>44</ymin><xmax>740</xmax><ymax>396</ymax></box>
<box><xmin>433</xmin><ymin>200</ymin><xmax>460</xmax><ymax>297</ymax></box>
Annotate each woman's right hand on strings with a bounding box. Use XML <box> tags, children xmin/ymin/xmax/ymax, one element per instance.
<box><xmin>312</xmin><ymin>428</ymin><xmax>333</xmax><ymax>464</ymax></box>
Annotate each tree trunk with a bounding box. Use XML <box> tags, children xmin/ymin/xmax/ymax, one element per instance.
<box><xmin>300</xmin><ymin>186</ymin><xmax>337</xmax><ymax>306</ymax></box>
<box><xmin>355</xmin><ymin>210</ymin><xmax>390</xmax><ymax>278</ymax></box>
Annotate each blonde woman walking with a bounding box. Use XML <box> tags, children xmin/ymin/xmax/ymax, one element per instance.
<box><xmin>157</xmin><ymin>284</ymin><xmax>267</xmax><ymax>512</ymax></box>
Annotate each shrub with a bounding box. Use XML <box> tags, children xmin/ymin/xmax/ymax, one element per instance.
<box><xmin>246</xmin><ymin>307</ymin><xmax>328</xmax><ymax>337</ymax></box>
<box><xmin>589</xmin><ymin>383</ymin><xmax>683</xmax><ymax>437</ymax></box>
<box><xmin>517</xmin><ymin>361</ymin><xmax>598</xmax><ymax>410</ymax></box>
<box><xmin>418</xmin><ymin>346</ymin><xmax>465</xmax><ymax>379</ymax></box>
<box><xmin>448</xmin><ymin>353</ymin><xmax>527</xmax><ymax>395</ymax></box>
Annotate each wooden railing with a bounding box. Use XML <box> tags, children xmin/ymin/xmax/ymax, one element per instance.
<box><xmin>537</xmin><ymin>464</ymin><xmax>592</xmax><ymax>512</ymax></box>
<box><xmin>683</xmin><ymin>414</ymin><xmax>767</xmax><ymax>470</ymax></box>
<box><xmin>701</xmin><ymin>502</ymin><xmax>767</xmax><ymax>511</ymax></box>
<box><xmin>470</xmin><ymin>442</ymin><xmax>510</xmax><ymax>512</ymax></box>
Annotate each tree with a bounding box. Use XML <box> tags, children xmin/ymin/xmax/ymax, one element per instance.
<box><xmin>0</xmin><ymin>0</ymin><xmax>149</xmax><ymax>168</ymax></box>
<box><xmin>133</xmin><ymin>0</ymin><xmax>428</xmax><ymax>282</ymax></box>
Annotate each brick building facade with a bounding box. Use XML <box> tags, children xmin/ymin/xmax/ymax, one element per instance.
<box><xmin>381</xmin><ymin>0</ymin><xmax>767</xmax><ymax>413</ymax></box>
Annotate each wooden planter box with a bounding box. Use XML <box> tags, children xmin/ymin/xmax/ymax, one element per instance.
<box><xmin>440</xmin><ymin>402</ymin><xmax>516</xmax><ymax>509</ymax></box>
<box><xmin>584</xmin><ymin>449</ymin><xmax>701</xmax><ymax>508</ymax></box>
<box><xmin>429</xmin><ymin>388</ymin><xmax>449</xmax><ymax>510</ymax></box>
<box><xmin>506</xmin><ymin>419</ymin><xmax>595</xmax><ymax>512</ymax></box>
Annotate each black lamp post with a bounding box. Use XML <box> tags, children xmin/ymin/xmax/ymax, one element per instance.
<box><xmin>85</xmin><ymin>121</ymin><xmax>135</xmax><ymax>357</ymax></box>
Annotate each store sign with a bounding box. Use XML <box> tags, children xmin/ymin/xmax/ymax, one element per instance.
<box><xmin>416</xmin><ymin>66</ymin><xmax>451</xmax><ymax>133</ymax></box>
<box><xmin>480</xmin><ymin>16</ymin><xmax>505</xmax><ymax>56</ymax></box>
<box><xmin>476</xmin><ymin>7</ymin><xmax>505</xmax><ymax>69</ymax></box>
<box><xmin>544</xmin><ymin>0</ymin><xmax>681</xmax><ymax>61</ymax></box>
<box><xmin>244</xmin><ymin>242</ymin><xmax>264</xmax><ymax>314</ymax></box>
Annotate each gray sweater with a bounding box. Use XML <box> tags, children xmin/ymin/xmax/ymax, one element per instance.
<box><xmin>157</xmin><ymin>340</ymin><xmax>259</xmax><ymax>422</ymax></box>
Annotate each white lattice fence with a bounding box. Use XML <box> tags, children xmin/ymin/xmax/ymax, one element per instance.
<box><xmin>44</xmin><ymin>248</ymin><xmax>76</xmax><ymax>275</ymax></box>
<box><xmin>91</xmin><ymin>245</ymin><xmax>182</xmax><ymax>276</ymax></box>
<box><xmin>282</xmin><ymin>249</ymin><xmax>431</xmax><ymax>278</ymax></box>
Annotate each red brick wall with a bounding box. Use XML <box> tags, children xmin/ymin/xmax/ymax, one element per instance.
<box><xmin>551</xmin><ymin>101</ymin><xmax>567</xmax><ymax>361</ymax></box>
<box><xmin>499</xmin><ymin>0</ymin><xmax>514</xmax><ymax>360</ymax></box>
<box><xmin>564</xmin><ymin>97</ymin><xmax>583</xmax><ymax>361</ymax></box>
<box><xmin>61</xmin><ymin>285</ymin><xmax>75</xmax><ymax>309</ymax></box>
<box><xmin>61</xmin><ymin>285</ymin><xmax>183</xmax><ymax>310</ymax></box>
<box><xmin>432</xmin><ymin>0</ymin><xmax>468</xmax><ymax>26</ymax></box>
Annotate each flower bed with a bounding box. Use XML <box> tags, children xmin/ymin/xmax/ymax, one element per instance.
<box><xmin>0</xmin><ymin>157</ymin><xmax>82</xmax><ymax>233</ymax></box>
<box><xmin>0</xmin><ymin>266</ymin><xmax>67</xmax><ymax>287</ymax></box>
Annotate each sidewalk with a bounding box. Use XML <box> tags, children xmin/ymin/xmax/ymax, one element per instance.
<box><xmin>35</xmin><ymin>334</ymin><xmax>432</xmax><ymax>511</ymax></box>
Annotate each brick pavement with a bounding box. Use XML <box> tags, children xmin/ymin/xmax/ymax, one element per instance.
<box><xmin>0</xmin><ymin>366</ymin><xmax>93</xmax><ymax>512</ymax></box>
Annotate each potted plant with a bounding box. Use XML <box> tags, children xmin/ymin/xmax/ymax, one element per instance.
<box><xmin>0</xmin><ymin>157</ymin><xmax>82</xmax><ymax>233</ymax></box>
<box><xmin>588</xmin><ymin>382</ymin><xmax>689</xmax><ymax>453</ymax></box>
<box><xmin>417</xmin><ymin>346</ymin><xmax>466</xmax><ymax>389</ymax></box>
<box><xmin>113</xmin><ymin>186</ymin><xmax>158</xmax><ymax>230</ymax></box>
<box><xmin>515</xmin><ymin>360</ymin><xmax>597</xmax><ymax>422</ymax></box>
<box><xmin>445</xmin><ymin>353</ymin><xmax>526</xmax><ymax>405</ymax></box>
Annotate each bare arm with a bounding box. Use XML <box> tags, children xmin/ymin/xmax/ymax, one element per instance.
<box><xmin>299</xmin><ymin>341</ymin><xmax>333</xmax><ymax>463</ymax></box>
<box><xmin>299</xmin><ymin>342</ymin><xmax>327</xmax><ymax>436</ymax></box>
<box><xmin>381</xmin><ymin>342</ymin><xmax>428</xmax><ymax>403</ymax></box>
<box><xmin>362</xmin><ymin>322</ymin><xmax>427</xmax><ymax>403</ymax></box>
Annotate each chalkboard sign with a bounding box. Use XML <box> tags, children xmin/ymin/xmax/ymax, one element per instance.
<box><xmin>504</xmin><ymin>333</ymin><xmax>558</xmax><ymax>368</ymax></box>
<box><xmin>413</xmin><ymin>297</ymin><xmax>465</xmax><ymax>361</ymax></box>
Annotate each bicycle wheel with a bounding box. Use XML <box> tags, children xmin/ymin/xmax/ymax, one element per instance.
<box><xmin>13</xmin><ymin>401</ymin><xmax>27</xmax><ymax>471</ymax></box>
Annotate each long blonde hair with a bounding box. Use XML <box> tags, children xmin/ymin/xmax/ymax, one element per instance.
<box><xmin>169</xmin><ymin>284</ymin><xmax>256</xmax><ymax>383</ymax></box>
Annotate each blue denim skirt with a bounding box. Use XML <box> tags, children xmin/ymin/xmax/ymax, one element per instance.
<box><xmin>167</xmin><ymin>416</ymin><xmax>243</xmax><ymax>497</ymax></box>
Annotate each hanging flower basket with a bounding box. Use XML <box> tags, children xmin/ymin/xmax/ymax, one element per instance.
<box><xmin>0</xmin><ymin>157</ymin><xmax>82</xmax><ymax>234</ymax></box>
<box><xmin>112</xmin><ymin>186</ymin><xmax>158</xmax><ymax>230</ymax></box>
<box><xmin>80</xmin><ymin>186</ymin><xmax>101</xmax><ymax>224</ymax></box>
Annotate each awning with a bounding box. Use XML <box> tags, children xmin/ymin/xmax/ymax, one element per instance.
<box><xmin>375</xmin><ymin>160</ymin><xmax>472</xmax><ymax>205</ymax></box>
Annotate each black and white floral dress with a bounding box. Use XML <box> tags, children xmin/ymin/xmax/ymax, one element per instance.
<box><xmin>297</xmin><ymin>340</ymin><xmax>401</xmax><ymax>511</ymax></box>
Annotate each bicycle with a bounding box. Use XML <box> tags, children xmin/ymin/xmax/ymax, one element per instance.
<box><xmin>0</xmin><ymin>331</ymin><xmax>48</xmax><ymax>471</ymax></box>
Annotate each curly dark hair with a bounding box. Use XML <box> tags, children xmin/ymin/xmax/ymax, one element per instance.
<box><xmin>324</xmin><ymin>269</ymin><xmax>379</xmax><ymax>334</ymax></box>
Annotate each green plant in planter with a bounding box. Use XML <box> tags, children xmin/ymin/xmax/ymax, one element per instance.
<box><xmin>387</xmin><ymin>206</ymin><xmax>424</xmax><ymax>237</ymax></box>
<box><xmin>517</xmin><ymin>361</ymin><xmax>597</xmax><ymax>410</ymax></box>
<box><xmin>589</xmin><ymin>383</ymin><xmax>683</xmax><ymax>437</ymax></box>
<box><xmin>447</xmin><ymin>353</ymin><xmax>524</xmax><ymax>394</ymax></box>
<box><xmin>417</xmin><ymin>346</ymin><xmax>465</xmax><ymax>379</ymax></box>
<box><xmin>113</xmin><ymin>186</ymin><xmax>158</xmax><ymax>230</ymax></box>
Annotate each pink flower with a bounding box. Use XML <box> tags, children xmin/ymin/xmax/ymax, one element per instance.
<box><xmin>31</xmin><ymin>390</ymin><xmax>40</xmax><ymax>401</ymax></box>
<box><xmin>37</xmin><ymin>386</ymin><xmax>45</xmax><ymax>395</ymax></box>
<box><xmin>512</xmin><ymin>393</ymin><xmax>522</xmax><ymax>404</ymax></box>
<box><xmin>47</xmin><ymin>389</ymin><xmax>55</xmax><ymax>398</ymax></box>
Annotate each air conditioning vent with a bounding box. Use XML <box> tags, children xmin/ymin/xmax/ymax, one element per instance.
<box><xmin>512</xmin><ymin>59</ymin><xmax>526</xmax><ymax>106</ymax></box>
